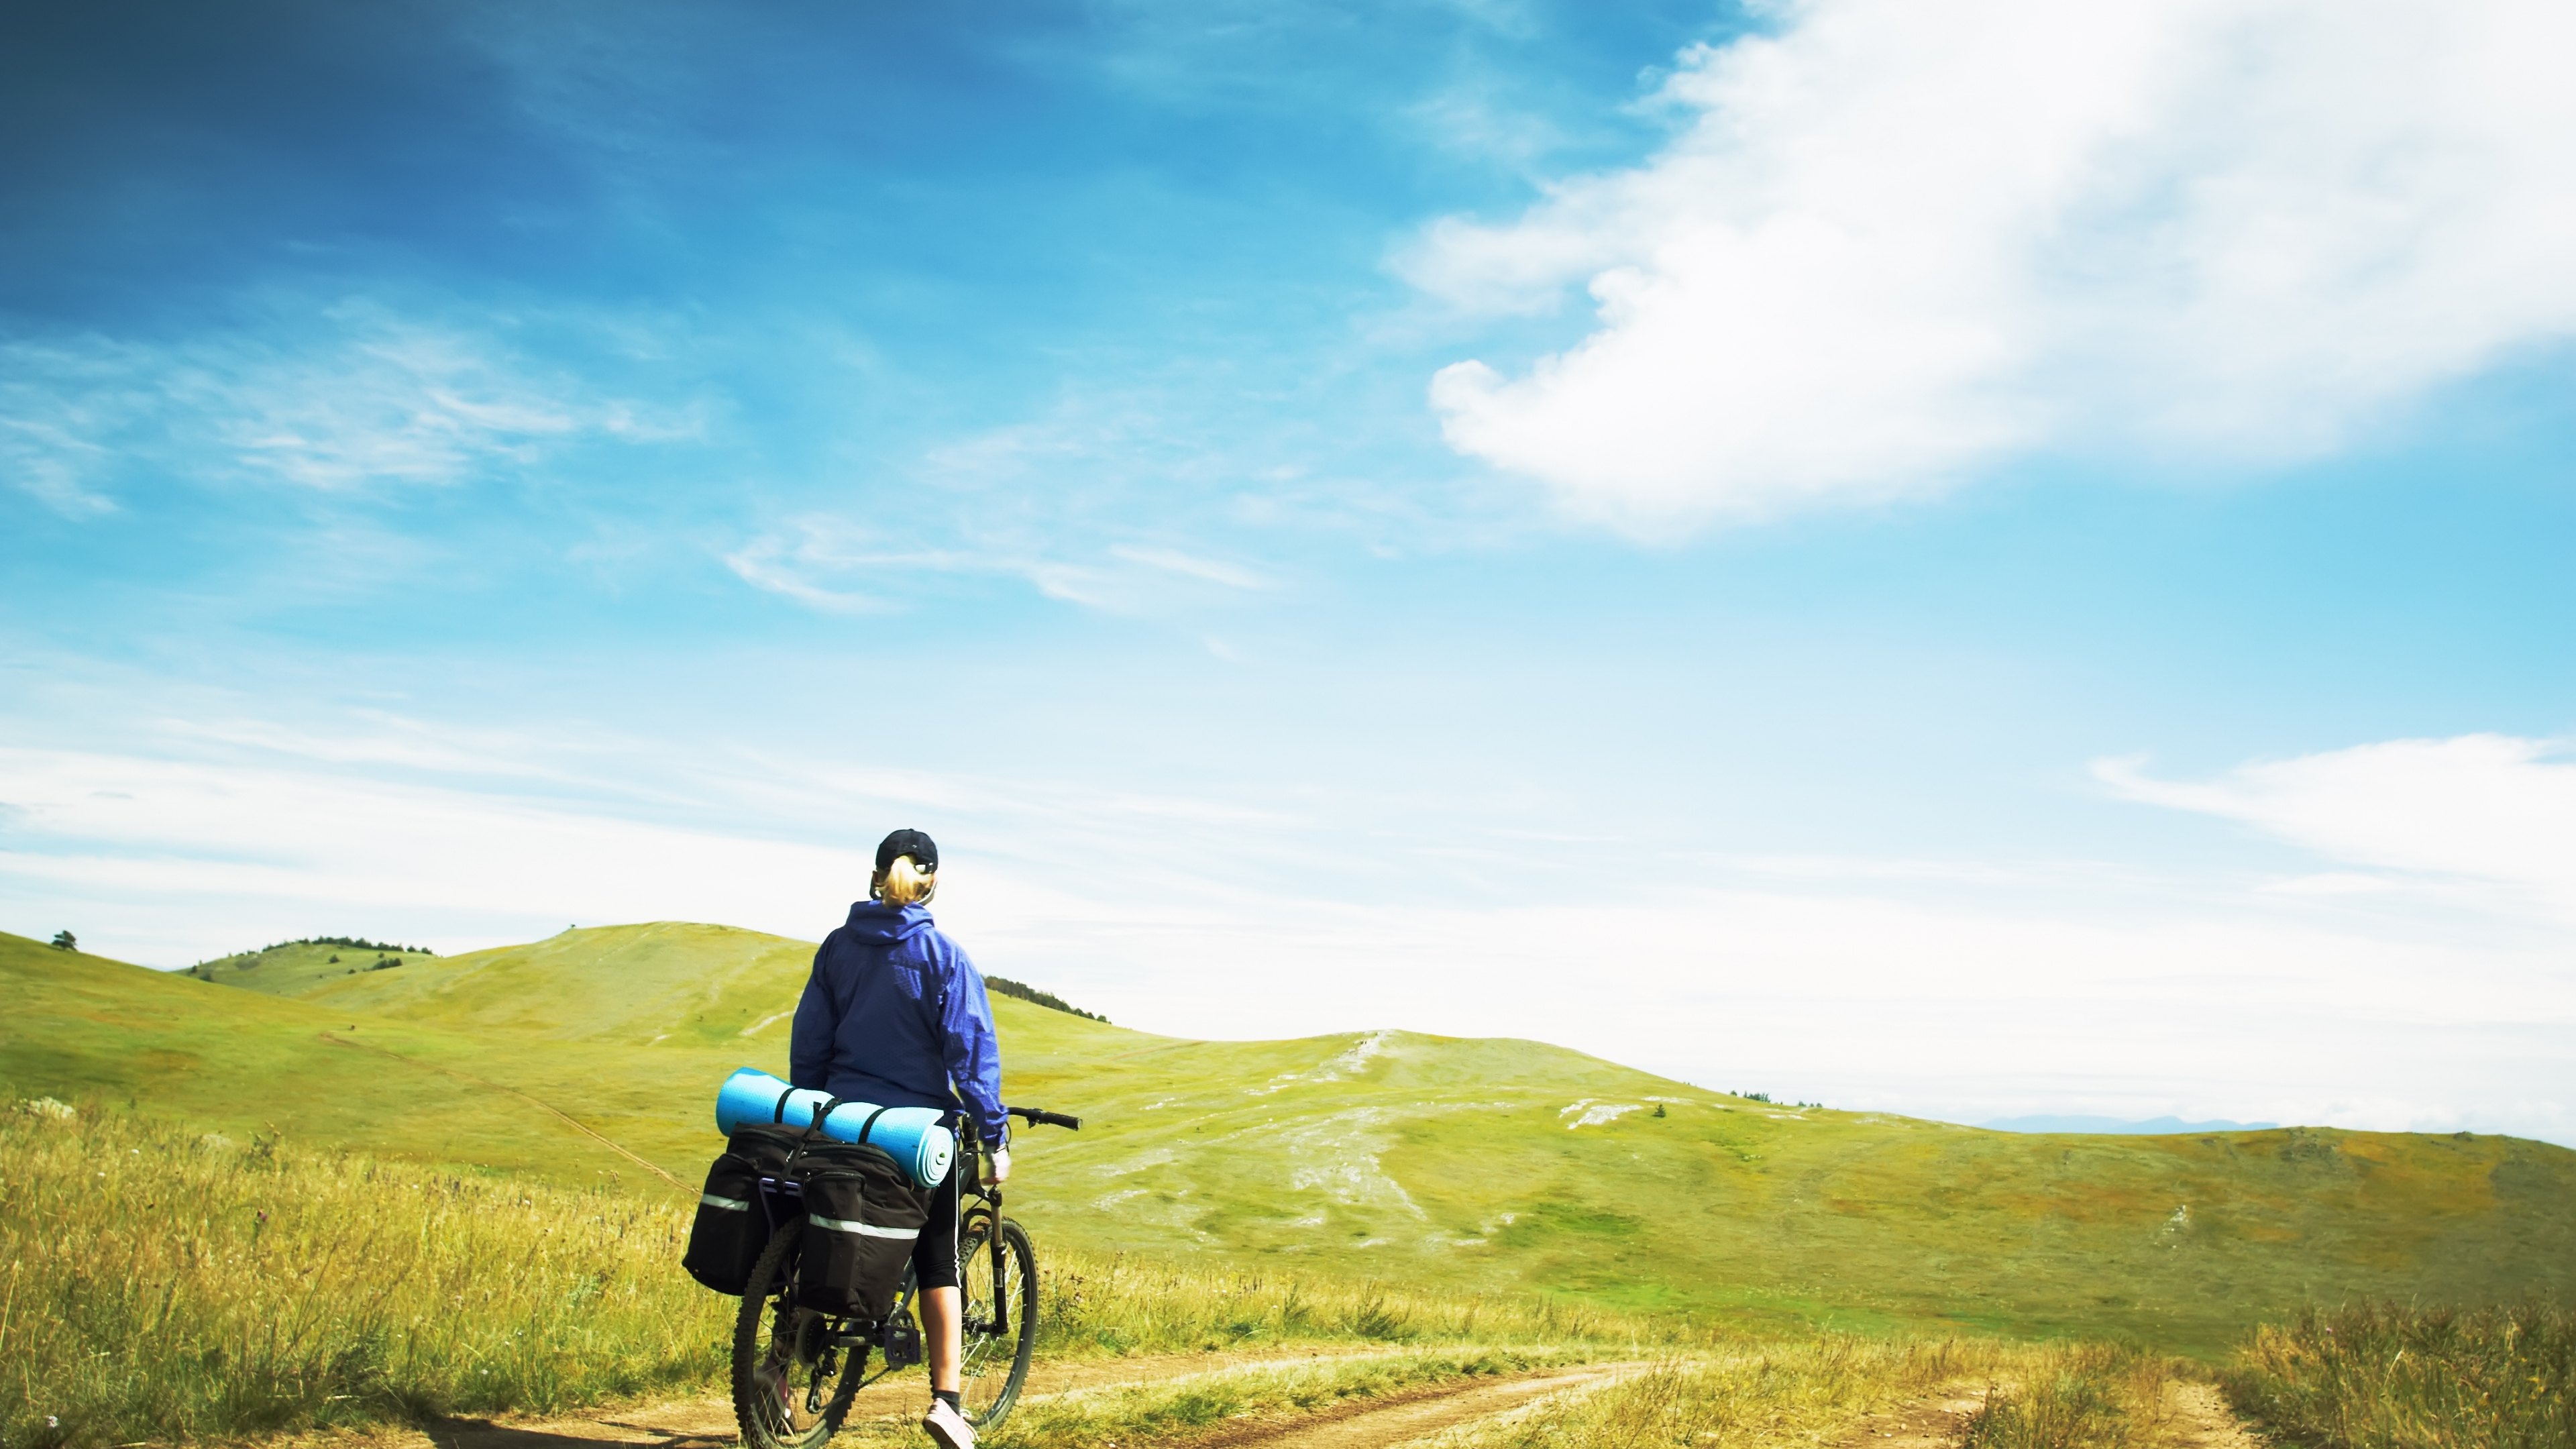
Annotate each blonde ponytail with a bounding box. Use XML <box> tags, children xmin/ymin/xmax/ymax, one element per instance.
<box><xmin>877</xmin><ymin>853</ymin><xmax>936</xmax><ymax>906</ymax></box>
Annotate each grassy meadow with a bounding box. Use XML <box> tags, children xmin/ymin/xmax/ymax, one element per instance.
<box><xmin>25</xmin><ymin>1093</ymin><xmax>2562</xmax><ymax>1449</ymax></box>
<box><xmin>10</xmin><ymin>1099</ymin><xmax>2237</xmax><ymax>1449</ymax></box>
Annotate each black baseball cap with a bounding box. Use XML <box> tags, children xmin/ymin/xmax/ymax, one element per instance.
<box><xmin>875</xmin><ymin>828</ymin><xmax>938</xmax><ymax>874</ymax></box>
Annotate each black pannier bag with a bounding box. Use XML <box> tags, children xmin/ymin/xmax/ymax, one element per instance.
<box><xmin>682</xmin><ymin>1124</ymin><xmax>804</xmax><ymax>1294</ymax></box>
<box><xmin>794</xmin><ymin>1139</ymin><xmax>929</xmax><ymax>1323</ymax></box>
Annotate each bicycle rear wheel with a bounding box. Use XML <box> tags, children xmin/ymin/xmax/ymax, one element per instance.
<box><xmin>955</xmin><ymin>1212</ymin><xmax>1037</xmax><ymax>1427</ymax></box>
<box><xmin>733</xmin><ymin>1221</ymin><xmax>866</xmax><ymax>1449</ymax></box>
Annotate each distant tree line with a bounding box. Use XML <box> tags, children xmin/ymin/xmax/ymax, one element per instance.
<box><xmin>265</xmin><ymin>936</ymin><xmax>437</xmax><ymax>955</ymax></box>
<box><xmin>1731</xmin><ymin>1090</ymin><xmax>1827</xmax><ymax>1110</ymax></box>
<box><xmin>985</xmin><ymin>975</ymin><xmax>1109</xmax><ymax>1023</ymax></box>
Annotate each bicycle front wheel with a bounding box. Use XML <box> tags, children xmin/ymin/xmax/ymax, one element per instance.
<box><xmin>733</xmin><ymin>1221</ymin><xmax>865</xmax><ymax>1449</ymax></box>
<box><xmin>956</xmin><ymin>1212</ymin><xmax>1037</xmax><ymax>1426</ymax></box>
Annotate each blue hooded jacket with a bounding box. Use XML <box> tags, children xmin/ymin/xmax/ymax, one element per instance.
<box><xmin>789</xmin><ymin>900</ymin><xmax>1007</xmax><ymax>1148</ymax></box>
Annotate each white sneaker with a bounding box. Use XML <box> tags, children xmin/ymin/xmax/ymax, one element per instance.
<box><xmin>922</xmin><ymin>1398</ymin><xmax>975</xmax><ymax>1449</ymax></box>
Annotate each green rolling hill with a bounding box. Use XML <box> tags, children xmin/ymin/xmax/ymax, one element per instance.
<box><xmin>179</xmin><ymin>936</ymin><xmax>441</xmax><ymax>997</ymax></box>
<box><xmin>5</xmin><ymin>923</ymin><xmax>2571</xmax><ymax>1356</ymax></box>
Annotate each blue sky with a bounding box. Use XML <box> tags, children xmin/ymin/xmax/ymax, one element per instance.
<box><xmin>5</xmin><ymin>0</ymin><xmax>2572</xmax><ymax>1140</ymax></box>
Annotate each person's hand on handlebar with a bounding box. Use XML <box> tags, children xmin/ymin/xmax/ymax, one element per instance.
<box><xmin>980</xmin><ymin>1146</ymin><xmax>1011</xmax><ymax>1187</ymax></box>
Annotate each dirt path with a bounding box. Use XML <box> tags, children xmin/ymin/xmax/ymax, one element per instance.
<box><xmin>1826</xmin><ymin>1385</ymin><xmax>1993</xmax><ymax>1448</ymax></box>
<box><xmin>1181</xmin><ymin>1363</ymin><xmax>1637</xmax><ymax>1449</ymax></box>
<box><xmin>1823</xmin><ymin>1379</ymin><xmax>2265</xmax><ymax>1449</ymax></box>
<box><xmin>2167</xmin><ymin>1383</ymin><xmax>2265</xmax><ymax>1449</ymax></box>
<box><xmin>350</xmin><ymin>1347</ymin><xmax>1415</xmax><ymax>1449</ymax></box>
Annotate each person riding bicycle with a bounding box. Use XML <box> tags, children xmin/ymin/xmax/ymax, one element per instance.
<box><xmin>790</xmin><ymin>827</ymin><xmax>1008</xmax><ymax>1449</ymax></box>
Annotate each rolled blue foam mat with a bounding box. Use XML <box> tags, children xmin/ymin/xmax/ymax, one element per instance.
<box><xmin>714</xmin><ymin>1067</ymin><xmax>957</xmax><ymax>1189</ymax></box>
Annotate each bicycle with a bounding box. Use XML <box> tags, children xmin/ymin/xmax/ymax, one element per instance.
<box><xmin>733</xmin><ymin>1104</ymin><xmax>1081</xmax><ymax>1449</ymax></box>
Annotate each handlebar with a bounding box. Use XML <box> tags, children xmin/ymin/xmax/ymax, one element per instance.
<box><xmin>1009</xmin><ymin>1106</ymin><xmax>1082</xmax><ymax>1131</ymax></box>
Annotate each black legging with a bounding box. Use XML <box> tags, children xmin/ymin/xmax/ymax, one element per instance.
<box><xmin>914</xmin><ymin>1159</ymin><xmax>959</xmax><ymax>1291</ymax></box>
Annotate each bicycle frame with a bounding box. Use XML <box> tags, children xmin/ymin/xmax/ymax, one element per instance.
<box><xmin>957</xmin><ymin>1114</ymin><xmax>1009</xmax><ymax>1335</ymax></box>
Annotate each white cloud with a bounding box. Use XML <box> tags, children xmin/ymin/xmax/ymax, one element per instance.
<box><xmin>1409</xmin><ymin>0</ymin><xmax>2576</xmax><ymax>529</ymax></box>
<box><xmin>2097</xmin><ymin>734</ymin><xmax>2576</xmax><ymax>923</ymax></box>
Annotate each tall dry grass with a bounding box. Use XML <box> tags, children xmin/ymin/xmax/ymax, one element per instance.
<box><xmin>2227</xmin><ymin>1300</ymin><xmax>2575</xmax><ymax>1448</ymax></box>
<box><xmin>1</xmin><ymin>1102</ymin><xmax>728</xmax><ymax>1448</ymax></box>
<box><xmin>1955</xmin><ymin>1340</ymin><xmax>2188</xmax><ymax>1449</ymax></box>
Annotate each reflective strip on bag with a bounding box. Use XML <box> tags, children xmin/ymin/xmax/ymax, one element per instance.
<box><xmin>810</xmin><ymin>1214</ymin><xmax>920</xmax><ymax>1240</ymax></box>
<box><xmin>700</xmin><ymin>1193</ymin><xmax>752</xmax><ymax>1212</ymax></box>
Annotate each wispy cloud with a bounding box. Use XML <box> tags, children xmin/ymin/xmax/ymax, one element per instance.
<box><xmin>1</xmin><ymin>305</ymin><xmax>698</xmax><ymax>511</ymax></box>
<box><xmin>1407</xmin><ymin>0</ymin><xmax>2576</xmax><ymax>531</ymax></box>
<box><xmin>2096</xmin><ymin>734</ymin><xmax>2576</xmax><ymax>923</ymax></box>
<box><xmin>1107</xmin><ymin>544</ymin><xmax>1273</xmax><ymax>590</ymax></box>
<box><xmin>725</xmin><ymin>508</ymin><xmax>1281</xmax><ymax>620</ymax></box>
<box><xmin>3</xmin><ymin>421</ymin><xmax>120</xmax><ymax>517</ymax></box>
<box><xmin>721</xmin><ymin>523</ymin><xmax>906</xmax><ymax>614</ymax></box>
<box><xmin>2</xmin><ymin>339</ymin><xmax>143</xmax><ymax>517</ymax></box>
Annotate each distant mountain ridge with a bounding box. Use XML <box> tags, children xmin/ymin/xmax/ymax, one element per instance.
<box><xmin>1982</xmin><ymin>1114</ymin><xmax>2283</xmax><ymax>1134</ymax></box>
<box><xmin>6</xmin><ymin>922</ymin><xmax>2573</xmax><ymax>1355</ymax></box>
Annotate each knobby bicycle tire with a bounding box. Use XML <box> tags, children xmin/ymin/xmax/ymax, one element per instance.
<box><xmin>733</xmin><ymin>1221</ymin><xmax>867</xmax><ymax>1449</ymax></box>
<box><xmin>956</xmin><ymin>1211</ymin><xmax>1038</xmax><ymax>1427</ymax></box>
